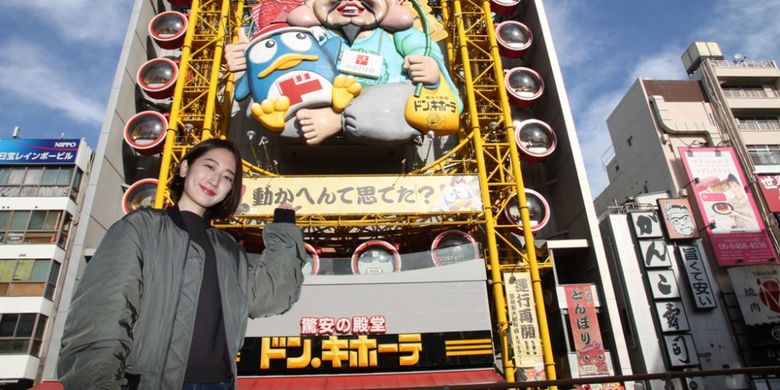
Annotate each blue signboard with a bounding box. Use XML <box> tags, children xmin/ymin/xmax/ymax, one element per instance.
<box><xmin>0</xmin><ymin>139</ymin><xmax>80</xmax><ymax>165</ymax></box>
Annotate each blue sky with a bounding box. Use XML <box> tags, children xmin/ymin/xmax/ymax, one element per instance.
<box><xmin>0</xmin><ymin>0</ymin><xmax>779</xmax><ymax>198</ymax></box>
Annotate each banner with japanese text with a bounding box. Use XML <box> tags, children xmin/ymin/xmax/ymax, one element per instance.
<box><xmin>238</xmin><ymin>175</ymin><xmax>482</xmax><ymax>216</ymax></box>
<box><xmin>503</xmin><ymin>272</ymin><xmax>545</xmax><ymax>381</ymax></box>
<box><xmin>727</xmin><ymin>265</ymin><xmax>780</xmax><ymax>325</ymax></box>
<box><xmin>564</xmin><ymin>284</ymin><xmax>609</xmax><ymax>376</ymax></box>
<box><xmin>678</xmin><ymin>244</ymin><xmax>717</xmax><ymax>309</ymax></box>
<box><xmin>0</xmin><ymin>138</ymin><xmax>79</xmax><ymax>164</ymax></box>
<box><xmin>757</xmin><ymin>174</ymin><xmax>780</xmax><ymax>212</ymax></box>
<box><xmin>678</xmin><ymin>148</ymin><xmax>777</xmax><ymax>266</ymax></box>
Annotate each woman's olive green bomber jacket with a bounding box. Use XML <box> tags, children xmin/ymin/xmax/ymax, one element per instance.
<box><xmin>58</xmin><ymin>208</ymin><xmax>305</xmax><ymax>389</ymax></box>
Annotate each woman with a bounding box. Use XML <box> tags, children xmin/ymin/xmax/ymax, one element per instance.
<box><xmin>58</xmin><ymin>139</ymin><xmax>305</xmax><ymax>389</ymax></box>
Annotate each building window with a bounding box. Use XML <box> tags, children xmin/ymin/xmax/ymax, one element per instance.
<box><xmin>0</xmin><ymin>259</ymin><xmax>61</xmax><ymax>299</ymax></box>
<box><xmin>736</xmin><ymin>117</ymin><xmax>780</xmax><ymax>132</ymax></box>
<box><xmin>0</xmin><ymin>210</ymin><xmax>71</xmax><ymax>247</ymax></box>
<box><xmin>747</xmin><ymin>145</ymin><xmax>780</xmax><ymax>167</ymax></box>
<box><xmin>0</xmin><ymin>166</ymin><xmax>77</xmax><ymax>198</ymax></box>
<box><xmin>0</xmin><ymin>313</ymin><xmax>47</xmax><ymax>356</ymax></box>
<box><xmin>70</xmin><ymin>168</ymin><xmax>83</xmax><ymax>201</ymax></box>
<box><xmin>722</xmin><ymin>87</ymin><xmax>779</xmax><ymax>99</ymax></box>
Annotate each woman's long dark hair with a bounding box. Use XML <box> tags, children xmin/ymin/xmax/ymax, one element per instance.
<box><xmin>169</xmin><ymin>138</ymin><xmax>243</xmax><ymax>220</ymax></box>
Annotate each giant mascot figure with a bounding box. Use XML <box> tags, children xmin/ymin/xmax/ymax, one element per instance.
<box><xmin>226</xmin><ymin>0</ymin><xmax>461</xmax><ymax>146</ymax></box>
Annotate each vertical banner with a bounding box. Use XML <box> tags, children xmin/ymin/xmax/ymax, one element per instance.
<box><xmin>564</xmin><ymin>284</ymin><xmax>609</xmax><ymax>376</ymax></box>
<box><xmin>503</xmin><ymin>272</ymin><xmax>545</xmax><ymax>381</ymax></box>
<box><xmin>757</xmin><ymin>174</ymin><xmax>780</xmax><ymax>212</ymax></box>
<box><xmin>727</xmin><ymin>265</ymin><xmax>780</xmax><ymax>325</ymax></box>
<box><xmin>678</xmin><ymin>244</ymin><xmax>717</xmax><ymax>309</ymax></box>
<box><xmin>657</xmin><ymin>198</ymin><xmax>700</xmax><ymax>240</ymax></box>
<box><xmin>678</xmin><ymin>147</ymin><xmax>777</xmax><ymax>266</ymax></box>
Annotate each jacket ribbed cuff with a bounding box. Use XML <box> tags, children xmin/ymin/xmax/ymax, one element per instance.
<box><xmin>273</xmin><ymin>208</ymin><xmax>296</xmax><ymax>223</ymax></box>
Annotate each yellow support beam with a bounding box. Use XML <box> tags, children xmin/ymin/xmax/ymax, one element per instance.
<box><xmin>155</xmin><ymin>0</ymin><xmax>233</xmax><ymax>208</ymax></box>
<box><xmin>450</xmin><ymin>0</ymin><xmax>515</xmax><ymax>381</ymax></box>
<box><xmin>479</xmin><ymin>0</ymin><xmax>557</xmax><ymax>383</ymax></box>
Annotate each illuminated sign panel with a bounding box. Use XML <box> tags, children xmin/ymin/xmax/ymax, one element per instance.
<box><xmin>0</xmin><ymin>139</ymin><xmax>80</xmax><ymax>164</ymax></box>
<box><xmin>239</xmin><ymin>175</ymin><xmax>482</xmax><ymax>216</ymax></box>
<box><xmin>237</xmin><ymin>331</ymin><xmax>494</xmax><ymax>375</ymax></box>
<box><xmin>678</xmin><ymin>147</ymin><xmax>777</xmax><ymax>266</ymax></box>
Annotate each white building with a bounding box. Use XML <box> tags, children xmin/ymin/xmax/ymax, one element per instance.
<box><xmin>0</xmin><ymin>137</ymin><xmax>92</xmax><ymax>389</ymax></box>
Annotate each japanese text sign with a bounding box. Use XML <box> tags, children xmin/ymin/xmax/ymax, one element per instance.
<box><xmin>237</xmin><ymin>330</ymin><xmax>495</xmax><ymax>374</ymax></box>
<box><xmin>638</xmin><ymin>240</ymin><xmax>673</xmax><ymax>268</ymax></box>
<box><xmin>564</xmin><ymin>284</ymin><xmax>609</xmax><ymax>376</ymax></box>
<box><xmin>727</xmin><ymin>265</ymin><xmax>780</xmax><ymax>325</ymax></box>
<box><xmin>678</xmin><ymin>244</ymin><xmax>717</xmax><ymax>309</ymax></box>
<box><xmin>679</xmin><ymin>147</ymin><xmax>777</xmax><ymax>266</ymax></box>
<box><xmin>239</xmin><ymin>175</ymin><xmax>482</xmax><ymax>216</ymax></box>
<box><xmin>503</xmin><ymin>272</ymin><xmax>545</xmax><ymax>380</ymax></box>
<box><xmin>664</xmin><ymin>334</ymin><xmax>699</xmax><ymax>367</ymax></box>
<box><xmin>0</xmin><ymin>139</ymin><xmax>79</xmax><ymax>165</ymax></box>
<box><xmin>654</xmin><ymin>301</ymin><xmax>690</xmax><ymax>333</ymax></box>
<box><xmin>630</xmin><ymin>211</ymin><xmax>663</xmax><ymax>238</ymax></box>
<box><xmin>300</xmin><ymin>315</ymin><xmax>387</xmax><ymax>336</ymax></box>
<box><xmin>757</xmin><ymin>174</ymin><xmax>780</xmax><ymax>212</ymax></box>
<box><xmin>647</xmin><ymin>270</ymin><xmax>680</xmax><ymax>299</ymax></box>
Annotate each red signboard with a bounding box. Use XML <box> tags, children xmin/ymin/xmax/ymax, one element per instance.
<box><xmin>757</xmin><ymin>174</ymin><xmax>780</xmax><ymax>212</ymax></box>
<box><xmin>679</xmin><ymin>148</ymin><xmax>777</xmax><ymax>266</ymax></box>
<box><xmin>564</xmin><ymin>284</ymin><xmax>608</xmax><ymax>376</ymax></box>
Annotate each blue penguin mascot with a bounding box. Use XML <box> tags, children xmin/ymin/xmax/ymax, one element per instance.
<box><xmin>234</xmin><ymin>23</ymin><xmax>361</xmax><ymax>132</ymax></box>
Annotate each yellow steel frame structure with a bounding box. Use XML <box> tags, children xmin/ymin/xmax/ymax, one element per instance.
<box><xmin>153</xmin><ymin>0</ymin><xmax>556</xmax><ymax>384</ymax></box>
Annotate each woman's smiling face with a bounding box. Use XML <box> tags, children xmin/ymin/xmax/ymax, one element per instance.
<box><xmin>177</xmin><ymin>147</ymin><xmax>236</xmax><ymax>217</ymax></box>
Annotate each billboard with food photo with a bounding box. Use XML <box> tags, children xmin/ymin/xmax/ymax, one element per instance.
<box><xmin>679</xmin><ymin>147</ymin><xmax>777</xmax><ymax>266</ymax></box>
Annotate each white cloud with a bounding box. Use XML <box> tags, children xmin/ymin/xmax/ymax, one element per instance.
<box><xmin>628</xmin><ymin>46</ymin><xmax>688</xmax><ymax>83</ymax></box>
<box><xmin>701</xmin><ymin>0</ymin><xmax>780</xmax><ymax>61</ymax></box>
<box><xmin>0</xmin><ymin>0</ymin><xmax>133</xmax><ymax>44</ymax></box>
<box><xmin>0</xmin><ymin>40</ymin><xmax>104</xmax><ymax>124</ymax></box>
<box><xmin>571</xmin><ymin>89</ymin><xmax>626</xmax><ymax>197</ymax></box>
<box><xmin>545</xmin><ymin>0</ymin><xmax>604</xmax><ymax>71</ymax></box>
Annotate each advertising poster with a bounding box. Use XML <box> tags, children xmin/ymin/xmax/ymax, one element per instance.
<box><xmin>564</xmin><ymin>284</ymin><xmax>609</xmax><ymax>376</ymax></box>
<box><xmin>239</xmin><ymin>175</ymin><xmax>482</xmax><ymax>216</ymax></box>
<box><xmin>503</xmin><ymin>272</ymin><xmax>545</xmax><ymax>381</ymax></box>
<box><xmin>678</xmin><ymin>148</ymin><xmax>777</xmax><ymax>266</ymax></box>
<box><xmin>657</xmin><ymin>198</ymin><xmax>700</xmax><ymax>240</ymax></box>
<box><xmin>727</xmin><ymin>265</ymin><xmax>780</xmax><ymax>325</ymax></box>
<box><xmin>757</xmin><ymin>174</ymin><xmax>780</xmax><ymax>212</ymax></box>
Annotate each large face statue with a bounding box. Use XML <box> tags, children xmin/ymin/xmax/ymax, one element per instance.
<box><xmin>307</xmin><ymin>0</ymin><xmax>390</xmax><ymax>41</ymax></box>
<box><xmin>665</xmin><ymin>204</ymin><xmax>694</xmax><ymax>236</ymax></box>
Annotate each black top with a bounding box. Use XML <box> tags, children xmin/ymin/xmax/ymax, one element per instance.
<box><xmin>173</xmin><ymin>208</ymin><xmax>231</xmax><ymax>383</ymax></box>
